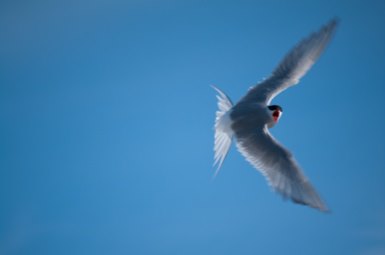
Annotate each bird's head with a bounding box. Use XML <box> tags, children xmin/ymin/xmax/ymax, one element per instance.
<box><xmin>268</xmin><ymin>105</ymin><xmax>283</xmax><ymax>123</ymax></box>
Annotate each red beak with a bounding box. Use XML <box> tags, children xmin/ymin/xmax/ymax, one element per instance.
<box><xmin>273</xmin><ymin>110</ymin><xmax>280</xmax><ymax>122</ymax></box>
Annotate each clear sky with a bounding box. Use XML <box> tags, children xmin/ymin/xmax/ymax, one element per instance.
<box><xmin>0</xmin><ymin>0</ymin><xmax>384</xmax><ymax>254</ymax></box>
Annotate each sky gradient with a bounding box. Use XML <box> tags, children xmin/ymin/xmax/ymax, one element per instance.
<box><xmin>1</xmin><ymin>1</ymin><xmax>384</xmax><ymax>254</ymax></box>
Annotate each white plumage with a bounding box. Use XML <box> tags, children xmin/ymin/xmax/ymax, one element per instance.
<box><xmin>212</xmin><ymin>19</ymin><xmax>338</xmax><ymax>211</ymax></box>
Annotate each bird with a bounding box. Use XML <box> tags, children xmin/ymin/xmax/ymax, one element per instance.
<box><xmin>212</xmin><ymin>19</ymin><xmax>338</xmax><ymax>212</ymax></box>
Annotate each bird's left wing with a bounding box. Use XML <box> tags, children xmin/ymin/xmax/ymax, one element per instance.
<box><xmin>234</xmin><ymin>125</ymin><xmax>328</xmax><ymax>211</ymax></box>
<box><xmin>240</xmin><ymin>18</ymin><xmax>338</xmax><ymax>105</ymax></box>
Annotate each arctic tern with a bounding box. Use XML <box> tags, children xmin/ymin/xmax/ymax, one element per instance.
<box><xmin>212</xmin><ymin>19</ymin><xmax>338</xmax><ymax>212</ymax></box>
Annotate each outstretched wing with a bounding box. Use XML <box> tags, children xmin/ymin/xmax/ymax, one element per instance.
<box><xmin>233</xmin><ymin>125</ymin><xmax>328</xmax><ymax>211</ymax></box>
<box><xmin>240</xmin><ymin>18</ymin><xmax>338</xmax><ymax>105</ymax></box>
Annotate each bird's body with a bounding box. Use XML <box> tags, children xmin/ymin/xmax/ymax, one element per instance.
<box><xmin>212</xmin><ymin>19</ymin><xmax>338</xmax><ymax>212</ymax></box>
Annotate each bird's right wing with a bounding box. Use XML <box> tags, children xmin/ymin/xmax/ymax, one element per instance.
<box><xmin>234</xmin><ymin>125</ymin><xmax>328</xmax><ymax>211</ymax></box>
<box><xmin>240</xmin><ymin>18</ymin><xmax>338</xmax><ymax>105</ymax></box>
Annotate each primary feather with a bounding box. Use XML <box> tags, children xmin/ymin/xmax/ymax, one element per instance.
<box><xmin>240</xmin><ymin>19</ymin><xmax>338</xmax><ymax>105</ymax></box>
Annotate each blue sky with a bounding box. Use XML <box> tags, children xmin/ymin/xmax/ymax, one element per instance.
<box><xmin>0</xmin><ymin>0</ymin><xmax>384</xmax><ymax>254</ymax></box>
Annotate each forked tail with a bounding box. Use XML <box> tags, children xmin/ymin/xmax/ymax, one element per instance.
<box><xmin>212</xmin><ymin>85</ymin><xmax>234</xmax><ymax>177</ymax></box>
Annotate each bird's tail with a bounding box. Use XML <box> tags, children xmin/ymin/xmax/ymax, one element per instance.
<box><xmin>211</xmin><ymin>85</ymin><xmax>234</xmax><ymax>177</ymax></box>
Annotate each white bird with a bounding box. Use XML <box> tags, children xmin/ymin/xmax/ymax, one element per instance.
<box><xmin>212</xmin><ymin>19</ymin><xmax>338</xmax><ymax>212</ymax></box>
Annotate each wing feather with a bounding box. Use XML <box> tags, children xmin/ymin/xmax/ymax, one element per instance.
<box><xmin>240</xmin><ymin>18</ymin><xmax>338</xmax><ymax>105</ymax></box>
<box><xmin>234</xmin><ymin>125</ymin><xmax>328</xmax><ymax>211</ymax></box>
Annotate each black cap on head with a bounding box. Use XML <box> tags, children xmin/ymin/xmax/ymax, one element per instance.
<box><xmin>268</xmin><ymin>105</ymin><xmax>283</xmax><ymax>112</ymax></box>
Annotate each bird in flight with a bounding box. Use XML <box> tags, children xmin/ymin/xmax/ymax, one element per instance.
<box><xmin>212</xmin><ymin>19</ymin><xmax>338</xmax><ymax>212</ymax></box>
